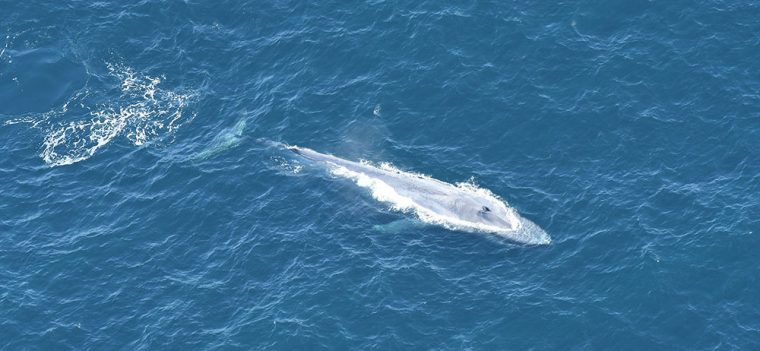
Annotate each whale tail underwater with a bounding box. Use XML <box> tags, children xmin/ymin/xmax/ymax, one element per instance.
<box><xmin>189</xmin><ymin>118</ymin><xmax>247</xmax><ymax>162</ymax></box>
<box><xmin>191</xmin><ymin>120</ymin><xmax>550</xmax><ymax>245</ymax></box>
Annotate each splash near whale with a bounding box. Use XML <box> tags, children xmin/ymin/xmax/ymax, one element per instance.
<box><xmin>288</xmin><ymin>145</ymin><xmax>551</xmax><ymax>245</ymax></box>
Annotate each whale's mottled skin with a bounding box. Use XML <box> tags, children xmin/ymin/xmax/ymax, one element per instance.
<box><xmin>288</xmin><ymin>145</ymin><xmax>551</xmax><ymax>245</ymax></box>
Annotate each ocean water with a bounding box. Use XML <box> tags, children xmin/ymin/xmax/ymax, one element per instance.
<box><xmin>1</xmin><ymin>0</ymin><xmax>759</xmax><ymax>349</ymax></box>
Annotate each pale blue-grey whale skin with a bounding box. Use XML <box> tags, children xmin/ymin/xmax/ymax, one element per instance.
<box><xmin>288</xmin><ymin>145</ymin><xmax>551</xmax><ymax>245</ymax></box>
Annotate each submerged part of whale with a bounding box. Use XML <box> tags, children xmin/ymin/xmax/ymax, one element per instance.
<box><xmin>287</xmin><ymin>145</ymin><xmax>551</xmax><ymax>245</ymax></box>
<box><xmin>190</xmin><ymin>118</ymin><xmax>246</xmax><ymax>162</ymax></box>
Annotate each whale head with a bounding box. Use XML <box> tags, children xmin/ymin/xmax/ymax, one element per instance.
<box><xmin>470</xmin><ymin>202</ymin><xmax>551</xmax><ymax>245</ymax></box>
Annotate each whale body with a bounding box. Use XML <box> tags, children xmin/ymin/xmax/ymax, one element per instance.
<box><xmin>288</xmin><ymin>145</ymin><xmax>551</xmax><ymax>245</ymax></box>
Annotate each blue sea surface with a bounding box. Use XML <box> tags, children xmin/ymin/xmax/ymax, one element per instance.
<box><xmin>1</xmin><ymin>0</ymin><xmax>759</xmax><ymax>349</ymax></box>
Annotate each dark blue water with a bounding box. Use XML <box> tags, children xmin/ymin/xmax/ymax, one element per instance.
<box><xmin>2</xmin><ymin>1</ymin><xmax>759</xmax><ymax>349</ymax></box>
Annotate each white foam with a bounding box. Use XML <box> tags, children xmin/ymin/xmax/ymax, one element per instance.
<box><xmin>0</xmin><ymin>35</ymin><xmax>10</xmax><ymax>62</ymax></box>
<box><xmin>331</xmin><ymin>165</ymin><xmax>417</xmax><ymax>211</ymax></box>
<box><xmin>272</xmin><ymin>156</ymin><xmax>304</xmax><ymax>174</ymax></box>
<box><xmin>28</xmin><ymin>63</ymin><xmax>194</xmax><ymax>166</ymax></box>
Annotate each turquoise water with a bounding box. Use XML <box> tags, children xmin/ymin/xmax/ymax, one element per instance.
<box><xmin>2</xmin><ymin>1</ymin><xmax>759</xmax><ymax>349</ymax></box>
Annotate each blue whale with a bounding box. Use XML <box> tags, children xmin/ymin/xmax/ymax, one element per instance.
<box><xmin>288</xmin><ymin>145</ymin><xmax>551</xmax><ymax>245</ymax></box>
